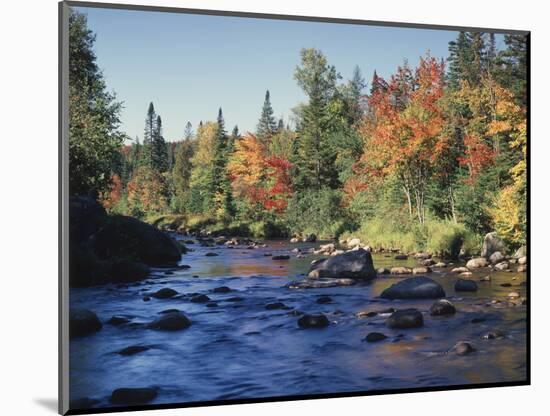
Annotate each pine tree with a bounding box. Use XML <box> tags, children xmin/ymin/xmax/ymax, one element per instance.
<box><xmin>152</xmin><ymin>114</ymin><xmax>168</xmax><ymax>173</ymax></box>
<box><xmin>292</xmin><ymin>48</ymin><xmax>342</xmax><ymax>190</ymax></box>
<box><xmin>184</xmin><ymin>121</ymin><xmax>193</xmax><ymax>140</ymax></box>
<box><xmin>141</xmin><ymin>102</ymin><xmax>156</xmax><ymax>167</ymax></box>
<box><xmin>277</xmin><ymin>118</ymin><xmax>284</xmax><ymax>131</ymax></box>
<box><xmin>208</xmin><ymin>108</ymin><xmax>235</xmax><ymax>220</ymax></box>
<box><xmin>256</xmin><ymin>90</ymin><xmax>278</xmax><ymax>143</ymax></box>
<box><xmin>344</xmin><ymin>66</ymin><xmax>366</xmax><ymax>124</ymax></box>
<box><xmin>172</xmin><ymin>136</ymin><xmax>195</xmax><ymax>213</ymax></box>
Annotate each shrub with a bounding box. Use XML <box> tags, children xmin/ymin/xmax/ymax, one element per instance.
<box><xmin>286</xmin><ymin>188</ymin><xmax>350</xmax><ymax>239</ymax></box>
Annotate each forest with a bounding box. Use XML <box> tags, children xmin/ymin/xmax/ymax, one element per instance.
<box><xmin>69</xmin><ymin>9</ymin><xmax>527</xmax><ymax>258</ymax></box>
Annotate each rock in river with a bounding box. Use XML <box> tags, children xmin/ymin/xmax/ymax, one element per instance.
<box><xmin>429</xmin><ymin>299</ymin><xmax>456</xmax><ymax>316</ymax></box>
<box><xmin>452</xmin><ymin>341</ymin><xmax>476</xmax><ymax>356</ymax></box>
<box><xmin>316</xmin><ymin>295</ymin><xmax>332</xmax><ymax>304</ymax></box>
<box><xmin>91</xmin><ymin>216</ymin><xmax>181</xmax><ymax>267</ymax></box>
<box><xmin>386</xmin><ymin>309</ymin><xmax>424</xmax><ymax>329</ymax></box>
<box><xmin>190</xmin><ymin>294</ymin><xmax>211</xmax><ymax>303</ymax></box>
<box><xmin>381</xmin><ymin>276</ymin><xmax>445</xmax><ymax>300</ymax></box>
<box><xmin>107</xmin><ymin>316</ymin><xmax>131</xmax><ymax>326</ymax></box>
<box><xmin>481</xmin><ymin>232</ymin><xmax>507</xmax><ymax>259</ymax></box>
<box><xmin>70</xmin><ymin>308</ymin><xmax>102</xmax><ymax>338</ymax></box>
<box><xmin>272</xmin><ymin>255</ymin><xmax>290</xmax><ymax>260</ymax></box>
<box><xmin>466</xmin><ymin>257</ymin><xmax>489</xmax><ymax>269</ymax></box>
<box><xmin>489</xmin><ymin>251</ymin><xmax>505</xmax><ymax>264</ymax></box>
<box><xmin>265</xmin><ymin>302</ymin><xmax>286</xmax><ymax>310</ymax></box>
<box><xmin>211</xmin><ymin>286</ymin><xmax>231</xmax><ymax>293</ymax></box>
<box><xmin>307</xmin><ymin>248</ymin><xmax>376</xmax><ymax>280</ymax></box>
<box><xmin>298</xmin><ymin>314</ymin><xmax>330</xmax><ymax>329</ymax></box>
<box><xmin>390</xmin><ymin>266</ymin><xmax>413</xmax><ymax>275</ymax></box>
<box><xmin>147</xmin><ymin>311</ymin><xmax>191</xmax><ymax>331</ymax></box>
<box><xmin>110</xmin><ymin>387</ymin><xmax>158</xmax><ymax>405</ymax></box>
<box><xmin>151</xmin><ymin>288</ymin><xmax>178</xmax><ymax>299</ymax></box>
<box><xmin>454</xmin><ymin>279</ymin><xmax>478</xmax><ymax>292</ymax></box>
<box><xmin>364</xmin><ymin>332</ymin><xmax>388</xmax><ymax>342</ymax></box>
<box><xmin>413</xmin><ymin>266</ymin><xmax>432</xmax><ymax>274</ymax></box>
<box><xmin>286</xmin><ymin>278</ymin><xmax>356</xmax><ymax>289</ymax></box>
<box><xmin>118</xmin><ymin>345</ymin><xmax>150</xmax><ymax>356</ymax></box>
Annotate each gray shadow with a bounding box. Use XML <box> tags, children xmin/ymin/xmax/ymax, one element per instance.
<box><xmin>34</xmin><ymin>398</ymin><xmax>58</xmax><ymax>413</ymax></box>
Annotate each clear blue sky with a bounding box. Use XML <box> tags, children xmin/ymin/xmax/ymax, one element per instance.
<box><xmin>76</xmin><ymin>6</ymin><xmax>504</xmax><ymax>142</ymax></box>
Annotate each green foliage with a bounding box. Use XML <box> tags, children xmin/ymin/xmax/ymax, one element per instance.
<box><xmin>342</xmin><ymin>217</ymin><xmax>479</xmax><ymax>258</ymax></box>
<box><xmin>68</xmin><ymin>9</ymin><xmax>124</xmax><ymax>196</ymax></box>
<box><xmin>285</xmin><ymin>188</ymin><xmax>352</xmax><ymax>239</ymax></box>
<box><xmin>256</xmin><ymin>90</ymin><xmax>278</xmax><ymax>143</ymax></box>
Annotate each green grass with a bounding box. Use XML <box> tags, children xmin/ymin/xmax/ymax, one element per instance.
<box><xmin>341</xmin><ymin>217</ymin><xmax>480</xmax><ymax>258</ymax></box>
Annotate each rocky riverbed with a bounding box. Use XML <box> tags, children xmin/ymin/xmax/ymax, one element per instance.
<box><xmin>69</xmin><ymin>237</ymin><xmax>527</xmax><ymax>410</ymax></box>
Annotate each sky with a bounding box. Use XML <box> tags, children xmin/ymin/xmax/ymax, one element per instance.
<box><xmin>76</xmin><ymin>6</ymin><xmax>505</xmax><ymax>142</ymax></box>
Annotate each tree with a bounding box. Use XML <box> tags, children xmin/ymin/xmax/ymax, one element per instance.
<box><xmin>256</xmin><ymin>90</ymin><xmax>278</xmax><ymax>143</ymax></box>
<box><xmin>152</xmin><ymin>115</ymin><xmax>169</xmax><ymax>173</ymax></box>
<box><xmin>68</xmin><ymin>9</ymin><xmax>124</xmax><ymax>196</ymax></box>
<box><xmin>141</xmin><ymin>102</ymin><xmax>156</xmax><ymax>167</ymax></box>
<box><xmin>292</xmin><ymin>48</ymin><xmax>341</xmax><ymax>190</ymax></box>
<box><xmin>188</xmin><ymin>121</ymin><xmax>218</xmax><ymax>213</ymax></box>
<box><xmin>126</xmin><ymin>166</ymin><xmax>168</xmax><ymax>217</ymax></box>
<box><xmin>495</xmin><ymin>34</ymin><xmax>528</xmax><ymax>106</ymax></box>
<box><xmin>342</xmin><ymin>65</ymin><xmax>366</xmax><ymax>124</ymax></box>
<box><xmin>172</xmin><ymin>138</ymin><xmax>195</xmax><ymax>213</ymax></box>
<box><xmin>355</xmin><ymin>55</ymin><xmax>448</xmax><ymax>224</ymax></box>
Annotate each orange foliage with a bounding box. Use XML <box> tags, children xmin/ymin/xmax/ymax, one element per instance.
<box><xmin>100</xmin><ymin>174</ymin><xmax>123</xmax><ymax>210</ymax></box>
<box><xmin>228</xmin><ymin>133</ymin><xmax>293</xmax><ymax>214</ymax></box>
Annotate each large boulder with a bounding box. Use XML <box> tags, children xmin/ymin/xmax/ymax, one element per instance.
<box><xmin>307</xmin><ymin>248</ymin><xmax>376</xmax><ymax>280</ymax></box>
<box><xmin>91</xmin><ymin>216</ymin><xmax>181</xmax><ymax>267</ymax></box>
<box><xmin>69</xmin><ymin>196</ymin><xmax>108</xmax><ymax>244</ymax></box>
<box><xmin>69</xmin><ymin>308</ymin><xmax>102</xmax><ymax>338</ymax></box>
<box><xmin>481</xmin><ymin>232</ymin><xmax>507</xmax><ymax>258</ymax></box>
<box><xmin>381</xmin><ymin>276</ymin><xmax>445</xmax><ymax>300</ymax></box>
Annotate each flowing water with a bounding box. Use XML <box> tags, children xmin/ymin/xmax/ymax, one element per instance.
<box><xmin>69</xmin><ymin>238</ymin><xmax>527</xmax><ymax>408</ymax></box>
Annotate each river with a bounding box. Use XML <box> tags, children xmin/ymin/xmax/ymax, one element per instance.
<box><xmin>69</xmin><ymin>237</ymin><xmax>527</xmax><ymax>408</ymax></box>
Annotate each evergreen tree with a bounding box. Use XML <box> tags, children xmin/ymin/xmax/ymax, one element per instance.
<box><xmin>277</xmin><ymin>118</ymin><xmax>284</xmax><ymax>131</ymax></box>
<box><xmin>343</xmin><ymin>65</ymin><xmax>366</xmax><ymax>124</ymax></box>
<box><xmin>206</xmin><ymin>108</ymin><xmax>235</xmax><ymax>220</ymax></box>
<box><xmin>152</xmin><ymin>114</ymin><xmax>169</xmax><ymax>173</ymax></box>
<box><xmin>184</xmin><ymin>121</ymin><xmax>193</xmax><ymax>140</ymax></box>
<box><xmin>292</xmin><ymin>48</ymin><xmax>342</xmax><ymax>190</ymax></box>
<box><xmin>495</xmin><ymin>34</ymin><xmax>528</xmax><ymax>106</ymax></box>
<box><xmin>141</xmin><ymin>102</ymin><xmax>156</xmax><ymax>167</ymax></box>
<box><xmin>172</xmin><ymin>136</ymin><xmax>195</xmax><ymax>213</ymax></box>
<box><xmin>256</xmin><ymin>90</ymin><xmax>278</xmax><ymax>143</ymax></box>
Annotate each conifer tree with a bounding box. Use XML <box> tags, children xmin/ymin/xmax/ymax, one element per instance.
<box><xmin>152</xmin><ymin>114</ymin><xmax>169</xmax><ymax>173</ymax></box>
<box><xmin>256</xmin><ymin>90</ymin><xmax>278</xmax><ymax>143</ymax></box>
<box><xmin>141</xmin><ymin>102</ymin><xmax>156</xmax><ymax>167</ymax></box>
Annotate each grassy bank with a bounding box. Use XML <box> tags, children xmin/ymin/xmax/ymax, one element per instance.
<box><xmin>340</xmin><ymin>218</ymin><xmax>480</xmax><ymax>258</ymax></box>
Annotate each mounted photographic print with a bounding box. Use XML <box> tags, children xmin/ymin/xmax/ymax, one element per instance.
<box><xmin>59</xmin><ymin>1</ymin><xmax>530</xmax><ymax>414</ymax></box>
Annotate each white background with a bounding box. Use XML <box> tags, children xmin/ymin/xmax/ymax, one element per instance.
<box><xmin>1</xmin><ymin>0</ymin><xmax>547</xmax><ymax>415</ymax></box>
